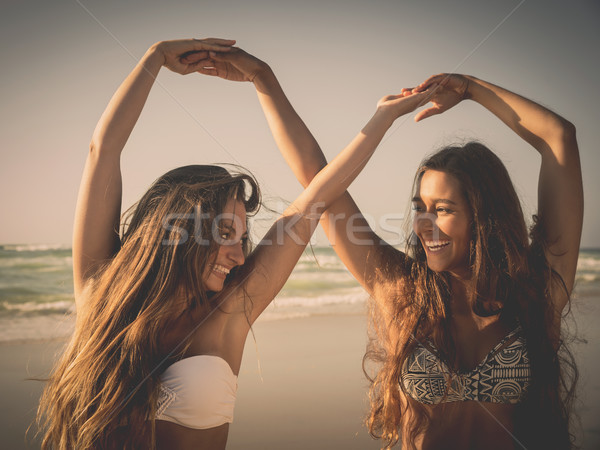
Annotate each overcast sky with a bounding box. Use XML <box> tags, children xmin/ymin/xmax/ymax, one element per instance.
<box><xmin>1</xmin><ymin>0</ymin><xmax>598</xmax><ymax>247</ymax></box>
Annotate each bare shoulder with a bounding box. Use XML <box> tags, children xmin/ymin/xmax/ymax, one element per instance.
<box><xmin>368</xmin><ymin>244</ymin><xmax>415</xmax><ymax>319</ymax></box>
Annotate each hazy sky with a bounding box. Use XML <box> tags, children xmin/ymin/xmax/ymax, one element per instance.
<box><xmin>1</xmin><ymin>0</ymin><xmax>599</xmax><ymax>247</ymax></box>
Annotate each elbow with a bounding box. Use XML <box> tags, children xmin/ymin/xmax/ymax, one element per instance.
<box><xmin>88</xmin><ymin>139</ymin><xmax>121</xmax><ymax>165</ymax></box>
<box><xmin>88</xmin><ymin>140</ymin><xmax>106</xmax><ymax>161</ymax></box>
<box><xmin>89</xmin><ymin>136</ymin><xmax>105</xmax><ymax>156</ymax></box>
<box><xmin>559</xmin><ymin>118</ymin><xmax>576</xmax><ymax>141</ymax></box>
<box><xmin>88</xmin><ymin>137</ymin><xmax>116</xmax><ymax>158</ymax></box>
<box><xmin>89</xmin><ymin>140</ymin><xmax>99</xmax><ymax>155</ymax></box>
<box><xmin>546</xmin><ymin>118</ymin><xmax>577</xmax><ymax>154</ymax></box>
<box><xmin>550</xmin><ymin>114</ymin><xmax>576</xmax><ymax>143</ymax></box>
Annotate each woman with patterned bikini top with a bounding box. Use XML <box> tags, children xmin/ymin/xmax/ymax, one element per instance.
<box><xmin>221</xmin><ymin>53</ymin><xmax>583</xmax><ymax>450</ymax></box>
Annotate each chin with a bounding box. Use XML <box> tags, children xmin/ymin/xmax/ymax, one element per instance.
<box><xmin>207</xmin><ymin>275</ymin><xmax>229</xmax><ymax>292</ymax></box>
<box><xmin>424</xmin><ymin>258</ymin><xmax>445</xmax><ymax>273</ymax></box>
<box><xmin>206</xmin><ymin>284</ymin><xmax>224</xmax><ymax>292</ymax></box>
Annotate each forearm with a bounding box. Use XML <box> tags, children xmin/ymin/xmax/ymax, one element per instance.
<box><xmin>466</xmin><ymin>76</ymin><xmax>576</xmax><ymax>155</ymax></box>
<box><xmin>253</xmin><ymin>69</ymin><xmax>327</xmax><ymax>187</ymax></box>
<box><xmin>291</xmin><ymin>108</ymin><xmax>394</xmax><ymax>215</ymax></box>
<box><xmin>90</xmin><ymin>43</ymin><xmax>164</xmax><ymax>154</ymax></box>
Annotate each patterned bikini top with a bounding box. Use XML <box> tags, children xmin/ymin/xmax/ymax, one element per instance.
<box><xmin>400</xmin><ymin>325</ymin><xmax>531</xmax><ymax>404</ymax></box>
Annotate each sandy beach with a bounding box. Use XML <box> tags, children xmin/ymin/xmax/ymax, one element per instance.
<box><xmin>231</xmin><ymin>314</ymin><xmax>379</xmax><ymax>449</ymax></box>
<box><xmin>3</xmin><ymin>310</ymin><xmax>598</xmax><ymax>449</ymax></box>
<box><xmin>1</xmin><ymin>314</ymin><xmax>379</xmax><ymax>449</ymax></box>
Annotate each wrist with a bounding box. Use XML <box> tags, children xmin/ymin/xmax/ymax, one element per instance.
<box><xmin>252</xmin><ymin>61</ymin><xmax>275</xmax><ymax>83</ymax></box>
<box><xmin>372</xmin><ymin>106</ymin><xmax>397</xmax><ymax>128</ymax></box>
<box><xmin>252</xmin><ymin>62</ymin><xmax>274</xmax><ymax>85</ymax></box>
<box><xmin>462</xmin><ymin>75</ymin><xmax>479</xmax><ymax>101</ymax></box>
<box><xmin>147</xmin><ymin>41</ymin><xmax>167</xmax><ymax>67</ymax></box>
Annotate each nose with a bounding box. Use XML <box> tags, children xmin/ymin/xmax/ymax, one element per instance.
<box><xmin>414</xmin><ymin>211</ymin><xmax>437</xmax><ymax>235</ymax></box>
<box><xmin>225</xmin><ymin>241</ymin><xmax>245</xmax><ymax>267</ymax></box>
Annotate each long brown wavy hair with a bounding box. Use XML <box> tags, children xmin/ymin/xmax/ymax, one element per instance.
<box><xmin>364</xmin><ymin>142</ymin><xmax>578</xmax><ymax>449</ymax></box>
<box><xmin>36</xmin><ymin>165</ymin><xmax>260</xmax><ymax>449</ymax></box>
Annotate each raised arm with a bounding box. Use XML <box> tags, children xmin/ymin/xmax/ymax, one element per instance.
<box><xmin>412</xmin><ymin>74</ymin><xmax>583</xmax><ymax>307</ymax></box>
<box><xmin>196</xmin><ymin>49</ymin><xmax>407</xmax><ymax>304</ymax></box>
<box><xmin>241</xmin><ymin>88</ymin><xmax>433</xmax><ymax>322</ymax></box>
<box><xmin>193</xmin><ymin>48</ymin><xmax>434</xmax><ymax>322</ymax></box>
<box><xmin>72</xmin><ymin>39</ymin><xmax>234</xmax><ymax>307</ymax></box>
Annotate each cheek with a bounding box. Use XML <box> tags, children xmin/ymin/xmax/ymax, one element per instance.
<box><xmin>436</xmin><ymin>217</ymin><xmax>469</xmax><ymax>241</ymax></box>
<box><xmin>448</xmin><ymin>219</ymin><xmax>471</xmax><ymax>245</ymax></box>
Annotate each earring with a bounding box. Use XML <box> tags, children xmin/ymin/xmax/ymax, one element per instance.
<box><xmin>469</xmin><ymin>240</ymin><xmax>475</xmax><ymax>266</ymax></box>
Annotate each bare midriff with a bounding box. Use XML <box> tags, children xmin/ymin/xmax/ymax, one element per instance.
<box><xmin>154</xmin><ymin>421</ymin><xmax>229</xmax><ymax>450</ymax></box>
<box><xmin>400</xmin><ymin>396</ymin><xmax>519</xmax><ymax>450</ymax></box>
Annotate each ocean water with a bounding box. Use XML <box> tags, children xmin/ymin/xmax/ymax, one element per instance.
<box><xmin>0</xmin><ymin>245</ymin><xmax>599</xmax><ymax>342</ymax></box>
<box><xmin>0</xmin><ymin>244</ymin><xmax>75</xmax><ymax>343</ymax></box>
<box><xmin>0</xmin><ymin>244</ymin><xmax>368</xmax><ymax>343</ymax></box>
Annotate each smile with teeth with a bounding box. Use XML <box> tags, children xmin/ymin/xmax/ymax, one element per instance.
<box><xmin>211</xmin><ymin>264</ymin><xmax>230</xmax><ymax>277</ymax></box>
<box><xmin>425</xmin><ymin>240</ymin><xmax>450</xmax><ymax>252</ymax></box>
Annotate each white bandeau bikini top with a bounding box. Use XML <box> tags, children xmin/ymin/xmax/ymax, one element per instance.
<box><xmin>156</xmin><ymin>355</ymin><xmax>238</xmax><ymax>429</ymax></box>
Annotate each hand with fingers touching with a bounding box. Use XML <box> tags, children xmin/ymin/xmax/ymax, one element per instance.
<box><xmin>185</xmin><ymin>47</ymin><xmax>269</xmax><ymax>82</ymax></box>
<box><xmin>402</xmin><ymin>73</ymin><xmax>470</xmax><ymax>122</ymax></box>
<box><xmin>155</xmin><ymin>38</ymin><xmax>236</xmax><ymax>75</ymax></box>
<box><xmin>376</xmin><ymin>85</ymin><xmax>439</xmax><ymax>121</ymax></box>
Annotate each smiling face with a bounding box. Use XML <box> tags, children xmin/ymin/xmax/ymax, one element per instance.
<box><xmin>412</xmin><ymin>170</ymin><xmax>472</xmax><ymax>279</ymax></box>
<box><xmin>203</xmin><ymin>197</ymin><xmax>248</xmax><ymax>292</ymax></box>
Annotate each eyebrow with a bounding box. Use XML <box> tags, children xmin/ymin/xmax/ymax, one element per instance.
<box><xmin>411</xmin><ymin>196</ymin><xmax>458</xmax><ymax>205</ymax></box>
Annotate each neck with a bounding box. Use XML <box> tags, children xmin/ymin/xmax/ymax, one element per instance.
<box><xmin>448</xmin><ymin>274</ymin><xmax>472</xmax><ymax>312</ymax></box>
<box><xmin>447</xmin><ymin>274</ymin><xmax>505</xmax><ymax>329</ymax></box>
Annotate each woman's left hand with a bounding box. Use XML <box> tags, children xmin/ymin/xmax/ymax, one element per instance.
<box><xmin>403</xmin><ymin>73</ymin><xmax>470</xmax><ymax>122</ymax></box>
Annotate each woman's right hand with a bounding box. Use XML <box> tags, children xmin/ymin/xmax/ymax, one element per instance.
<box><xmin>154</xmin><ymin>38</ymin><xmax>236</xmax><ymax>75</ymax></box>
